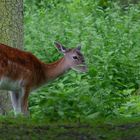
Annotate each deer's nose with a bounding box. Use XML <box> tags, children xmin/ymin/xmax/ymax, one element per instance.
<box><xmin>82</xmin><ymin>59</ymin><xmax>85</xmax><ymax>63</ymax></box>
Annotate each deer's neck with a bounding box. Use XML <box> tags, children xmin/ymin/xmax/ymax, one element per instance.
<box><xmin>44</xmin><ymin>57</ymin><xmax>70</xmax><ymax>81</ymax></box>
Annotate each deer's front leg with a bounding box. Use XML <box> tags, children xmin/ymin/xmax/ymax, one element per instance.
<box><xmin>21</xmin><ymin>87</ymin><xmax>30</xmax><ymax>115</ymax></box>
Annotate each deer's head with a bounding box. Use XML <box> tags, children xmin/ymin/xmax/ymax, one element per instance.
<box><xmin>55</xmin><ymin>42</ymin><xmax>87</xmax><ymax>73</ymax></box>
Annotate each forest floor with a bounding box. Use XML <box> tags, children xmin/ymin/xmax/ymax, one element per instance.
<box><xmin>0</xmin><ymin>117</ymin><xmax>140</xmax><ymax>140</ymax></box>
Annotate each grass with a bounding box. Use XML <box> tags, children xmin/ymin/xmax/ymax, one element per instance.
<box><xmin>24</xmin><ymin>0</ymin><xmax>140</xmax><ymax>120</ymax></box>
<box><xmin>1</xmin><ymin>116</ymin><xmax>140</xmax><ymax>140</ymax></box>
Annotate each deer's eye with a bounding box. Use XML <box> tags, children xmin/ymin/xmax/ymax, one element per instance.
<box><xmin>73</xmin><ymin>56</ymin><xmax>78</xmax><ymax>60</ymax></box>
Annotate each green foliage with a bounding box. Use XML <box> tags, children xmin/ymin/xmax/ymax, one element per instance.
<box><xmin>24</xmin><ymin>0</ymin><xmax>140</xmax><ymax>120</ymax></box>
<box><xmin>2</xmin><ymin>116</ymin><xmax>140</xmax><ymax>140</ymax></box>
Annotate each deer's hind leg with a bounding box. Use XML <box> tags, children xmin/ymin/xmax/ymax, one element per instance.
<box><xmin>9</xmin><ymin>90</ymin><xmax>22</xmax><ymax>115</ymax></box>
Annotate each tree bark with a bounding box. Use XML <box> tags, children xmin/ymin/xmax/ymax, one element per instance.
<box><xmin>0</xmin><ymin>0</ymin><xmax>23</xmax><ymax>115</ymax></box>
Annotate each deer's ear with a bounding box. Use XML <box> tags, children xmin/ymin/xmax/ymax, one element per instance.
<box><xmin>76</xmin><ymin>44</ymin><xmax>81</xmax><ymax>51</ymax></box>
<box><xmin>54</xmin><ymin>42</ymin><xmax>67</xmax><ymax>54</ymax></box>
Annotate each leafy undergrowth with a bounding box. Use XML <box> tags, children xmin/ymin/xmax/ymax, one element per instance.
<box><xmin>0</xmin><ymin>117</ymin><xmax>140</xmax><ymax>140</ymax></box>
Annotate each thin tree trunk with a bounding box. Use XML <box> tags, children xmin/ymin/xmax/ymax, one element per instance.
<box><xmin>0</xmin><ymin>0</ymin><xmax>23</xmax><ymax>115</ymax></box>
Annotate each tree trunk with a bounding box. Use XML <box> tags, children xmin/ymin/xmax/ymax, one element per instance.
<box><xmin>0</xmin><ymin>0</ymin><xmax>23</xmax><ymax>115</ymax></box>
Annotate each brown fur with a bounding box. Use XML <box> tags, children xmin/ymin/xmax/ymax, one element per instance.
<box><xmin>0</xmin><ymin>44</ymin><xmax>47</xmax><ymax>88</ymax></box>
<box><xmin>0</xmin><ymin>44</ymin><xmax>69</xmax><ymax>114</ymax></box>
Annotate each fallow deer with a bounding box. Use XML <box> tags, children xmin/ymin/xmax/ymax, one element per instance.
<box><xmin>0</xmin><ymin>42</ymin><xmax>87</xmax><ymax>115</ymax></box>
